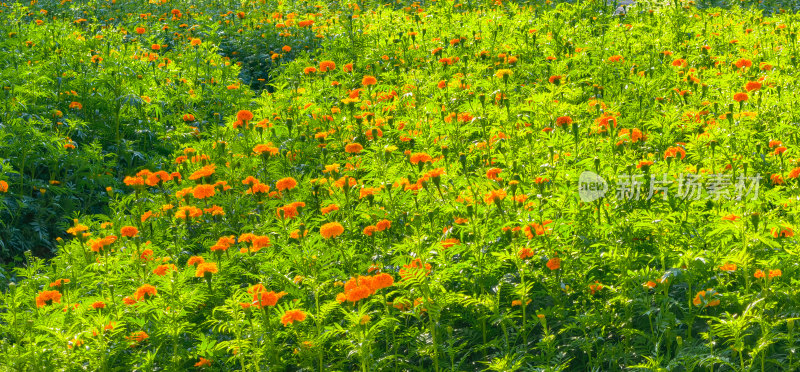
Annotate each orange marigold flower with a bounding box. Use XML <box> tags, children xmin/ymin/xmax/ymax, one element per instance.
<box><xmin>769</xmin><ymin>269</ymin><xmax>782</xmax><ymax>278</ymax></box>
<box><xmin>441</xmin><ymin>238</ymin><xmax>460</xmax><ymax>248</ymax></box>
<box><xmin>320</xmin><ymin>222</ymin><xmax>344</xmax><ymax>239</ymax></box>
<box><xmin>372</xmin><ymin>273</ymin><xmax>394</xmax><ymax>290</ymax></box>
<box><xmin>734</xmin><ymin>58</ymin><xmax>752</xmax><ymax>69</ymax></box>
<box><xmin>363</xmin><ymin>225</ymin><xmax>378</xmax><ymax>236</ymax></box>
<box><xmin>0</xmin><ymin>180</ymin><xmax>8</xmax><ymax>193</ymax></box>
<box><xmin>483</xmin><ymin>189</ymin><xmax>506</xmax><ymax>205</ymax></box>
<box><xmin>192</xmin><ymin>184</ymin><xmax>216</xmax><ymax>199</ymax></box>
<box><xmin>486</xmin><ymin>168</ymin><xmax>502</xmax><ymax>180</ymax></box>
<box><xmin>253</xmin><ymin>144</ymin><xmax>280</xmax><ymax>156</ymax></box>
<box><xmin>275</xmin><ymin>177</ymin><xmax>298</xmax><ymax>191</ymax></box>
<box><xmin>321</xmin><ymin>204</ymin><xmax>339</xmax><ymax>215</ymax></box>
<box><xmin>319</xmin><ymin>60</ymin><xmax>336</xmax><ymax>72</ymax></box>
<box><xmin>754</xmin><ymin>269</ymin><xmax>765</xmax><ymax>279</ymax></box>
<box><xmin>120</xmin><ymin>226</ymin><xmax>138</xmax><ymax>237</ymax></box>
<box><xmin>733</xmin><ymin>92</ymin><xmax>748</xmax><ymax>102</ymax></box>
<box><xmin>281</xmin><ymin>309</ymin><xmax>307</xmax><ymax>326</ymax></box>
<box><xmin>36</xmin><ymin>290</ymin><xmax>62</xmax><ymax>308</ymax></box>
<box><xmin>153</xmin><ymin>264</ymin><xmax>175</xmax><ymax>276</ymax></box>
<box><xmin>194</xmin><ymin>357</ymin><xmax>212</xmax><ymax>367</ymax></box>
<box><xmin>546</xmin><ymin>257</ymin><xmax>561</xmax><ymax>270</ymax></box>
<box><xmin>518</xmin><ymin>247</ymin><xmax>534</xmax><ymax>260</ymax></box>
<box><xmin>588</xmin><ymin>282</ymin><xmax>603</xmax><ymax>295</ymax></box>
<box><xmin>555</xmin><ymin>116</ymin><xmax>572</xmax><ymax>127</ymax></box>
<box><xmin>49</xmin><ymin>278</ymin><xmax>70</xmax><ymax>288</ymax></box>
<box><xmin>719</xmin><ymin>262</ymin><xmax>737</xmax><ymax>272</ymax></box>
<box><xmin>189</xmin><ymin>164</ymin><xmax>216</xmax><ymax>180</ymax></box>
<box><xmin>376</xmin><ymin>219</ymin><xmax>391</xmax><ymax>231</ymax></box>
<box><xmin>236</xmin><ymin>110</ymin><xmax>254</xmax><ymax>122</ymax></box>
<box><xmin>91</xmin><ymin>301</ymin><xmax>106</xmax><ymax>309</ymax></box>
<box><xmin>253</xmin><ymin>291</ymin><xmax>287</xmax><ymax>308</ymax></box>
<box><xmin>361</xmin><ymin>75</ymin><xmax>377</xmax><ymax>86</ymax></box>
<box><xmin>195</xmin><ymin>262</ymin><xmax>218</xmax><ymax>277</ymax></box>
<box><xmin>127</xmin><ymin>331</ymin><xmax>149</xmax><ymax>344</ymax></box>
<box><xmin>133</xmin><ymin>284</ymin><xmax>157</xmax><ymax>301</ymax></box>
<box><xmin>745</xmin><ymin>81</ymin><xmax>762</xmax><ymax>92</ymax></box>
<box><xmin>345</xmin><ymin>143</ymin><xmax>363</xmax><ymax>154</ymax></box>
<box><xmin>409</xmin><ymin>152</ymin><xmax>432</xmax><ymax>164</ymax></box>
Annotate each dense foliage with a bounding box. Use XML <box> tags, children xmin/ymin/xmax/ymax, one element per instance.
<box><xmin>2</xmin><ymin>0</ymin><xmax>800</xmax><ymax>370</ymax></box>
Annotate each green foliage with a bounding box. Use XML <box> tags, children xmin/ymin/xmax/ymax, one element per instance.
<box><xmin>2</xmin><ymin>0</ymin><xmax>800</xmax><ymax>370</ymax></box>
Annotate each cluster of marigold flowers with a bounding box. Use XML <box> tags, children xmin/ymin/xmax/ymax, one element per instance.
<box><xmin>336</xmin><ymin>273</ymin><xmax>395</xmax><ymax>303</ymax></box>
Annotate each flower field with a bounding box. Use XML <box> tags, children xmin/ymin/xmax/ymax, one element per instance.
<box><xmin>2</xmin><ymin>0</ymin><xmax>800</xmax><ymax>370</ymax></box>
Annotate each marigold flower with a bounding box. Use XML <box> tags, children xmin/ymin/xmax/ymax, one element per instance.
<box><xmin>409</xmin><ymin>152</ymin><xmax>432</xmax><ymax>164</ymax></box>
<box><xmin>189</xmin><ymin>164</ymin><xmax>216</xmax><ymax>180</ymax></box>
<box><xmin>376</xmin><ymin>219</ymin><xmax>391</xmax><ymax>231</ymax></box>
<box><xmin>195</xmin><ymin>262</ymin><xmax>218</xmax><ymax>277</ymax></box>
<box><xmin>361</xmin><ymin>75</ymin><xmax>377</xmax><ymax>86</ymax></box>
<box><xmin>754</xmin><ymin>270</ymin><xmax>765</xmax><ymax>279</ymax></box>
<box><xmin>91</xmin><ymin>301</ymin><xmax>106</xmax><ymax>309</ymax></box>
<box><xmin>733</xmin><ymin>92</ymin><xmax>748</xmax><ymax>102</ymax></box>
<box><xmin>745</xmin><ymin>81</ymin><xmax>762</xmax><ymax>92</ymax></box>
<box><xmin>518</xmin><ymin>247</ymin><xmax>534</xmax><ymax>260</ymax></box>
<box><xmin>237</xmin><ymin>110</ymin><xmax>254</xmax><ymax>122</ymax></box>
<box><xmin>546</xmin><ymin>257</ymin><xmax>561</xmax><ymax>270</ymax></box>
<box><xmin>184</xmin><ymin>256</ymin><xmax>205</xmax><ymax>268</ymax></box>
<box><xmin>49</xmin><ymin>278</ymin><xmax>70</xmax><ymax>288</ymax></box>
<box><xmin>321</xmin><ymin>204</ymin><xmax>339</xmax><ymax>215</ymax></box>
<box><xmin>441</xmin><ymin>238</ymin><xmax>460</xmax><ymax>248</ymax></box>
<box><xmin>495</xmin><ymin>69</ymin><xmax>513</xmax><ymax>79</ymax></box>
<box><xmin>719</xmin><ymin>262</ymin><xmax>737</xmax><ymax>272</ymax></box>
<box><xmin>195</xmin><ymin>358</ymin><xmax>212</xmax><ymax>367</ymax></box>
<box><xmin>483</xmin><ymin>189</ymin><xmax>506</xmax><ymax>205</ymax></box>
<box><xmin>319</xmin><ymin>60</ymin><xmax>336</xmax><ymax>72</ymax></box>
<box><xmin>769</xmin><ymin>269</ymin><xmax>782</xmax><ymax>278</ymax></box>
<box><xmin>486</xmin><ymin>168</ymin><xmax>502</xmax><ymax>180</ymax></box>
<box><xmin>281</xmin><ymin>309</ymin><xmax>307</xmax><ymax>326</ymax></box>
<box><xmin>320</xmin><ymin>222</ymin><xmax>344</xmax><ymax>239</ymax></box>
<box><xmin>192</xmin><ymin>184</ymin><xmax>216</xmax><ymax>199</ymax></box>
<box><xmin>253</xmin><ymin>291</ymin><xmax>287</xmax><ymax>308</ymax></box>
<box><xmin>190</xmin><ymin>38</ymin><xmax>201</xmax><ymax>46</ymax></box>
<box><xmin>276</xmin><ymin>177</ymin><xmax>298</xmax><ymax>191</ymax></box>
<box><xmin>253</xmin><ymin>144</ymin><xmax>280</xmax><ymax>156</ymax></box>
<box><xmin>734</xmin><ymin>58</ymin><xmax>752</xmax><ymax>69</ymax></box>
<box><xmin>345</xmin><ymin>143</ymin><xmax>364</xmax><ymax>154</ymax></box>
<box><xmin>363</xmin><ymin>225</ymin><xmax>378</xmax><ymax>236</ymax></box>
<box><xmin>153</xmin><ymin>264</ymin><xmax>175</xmax><ymax>276</ymax></box>
<box><xmin>134</xmin><ymin>284</ymin><xmax>157</xmax><ymax>301</ymax></box>
<box><xmin>0</xmin><ymin>180</ymin><xmax>8</xmax><ymax>193</ymax></box>
<box><xmin>127</xmin><ymin>331</ymin><xmax>149</xmax><ymax>344</ymax></box>
<box><xmin>36</xmin><ymin>290</ymin><xmax>62</xmax><ymax>308</ymax></box>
